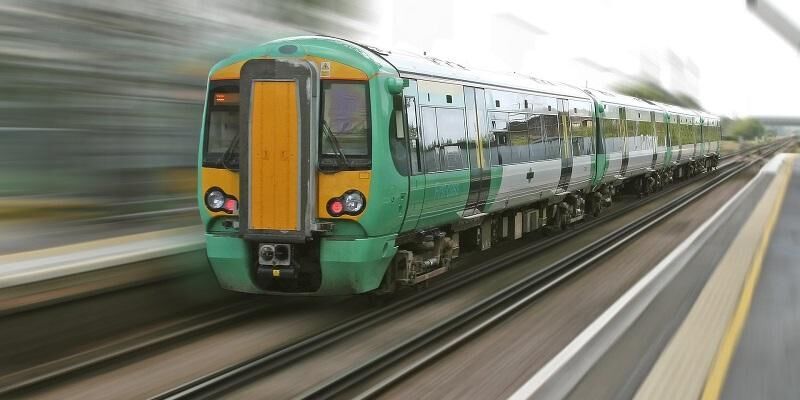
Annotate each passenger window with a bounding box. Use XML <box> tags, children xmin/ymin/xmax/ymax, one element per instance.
<box><xmin>420</xmin><ymin>107</ymin><xmax>440</xmax><ymax>172</ymax></box>
<box><xmin>655</xmin><ymin>118</ymin><xmax>667</xmax><ymax>147</ymax></box>
<box><xmin>684</xmin><ymin>123</ymin><xmax>689</xmax><ymax>145</ymax></box>
<box><xmin>569</xmin><ymin>101</ymin><xmax>594</xmax><ymax>157</ymax></box>
<box><xmin>542</xmin><ymin>114</ymin><xmax>560</xmax><ymax>159</ymax></box>
<box><xmin>405</xmin><ymin>97</ymin><xmax>422</xmax><ymax>175</ymax></box>
<box><xmin>435</xmin><ymin>108</ymin><xmax>468</xmax><ymax>170</ymax></box>
<box><xmin>528</xmin><ymin>114</ymin><xmax>546</xmax><ymax>161</ymax></box>
<box><xmin>419</xmin><ymin>106</ymin><xmax>468</xmax><ymax>172</ymax></box>
<box><xmin>602</xmin><ymin>118</ymin><xmax>621</xmax><ymax>153</ymax></box>
<box><xmin>491</xmin><ymin>112</ymin><xmax>510</xmax><ymax>165</ymax></box>
<box><xmin>638</xmin><ymin>120</ymin><xmax>653</xmax><ymax>150</ymax></box>
<box><xmin>571</xmin><ymin>117</ymin><xmax>594</xmax><ymax>156</ymax></box>
<box><xmin>509</xmin><ymin>113</ymin><xmax>530</xmax><ymax>163</ymax></box>
<box><xmin>626</xmin><ymin>119</ymin><xmax>638</xmax><ymax>151</ymax></box>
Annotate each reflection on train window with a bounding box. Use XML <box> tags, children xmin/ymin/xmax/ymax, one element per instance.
<box><xmin>405</xmin><ymin>96</ymin><xmax>422</xmax><ymax>174</ymax></box>
<box><xmin>638</xmin><ymin>117</ymin><xmax>653</xmax><ymax>151</ymax></box>
<box><xmin>655</xmin><ymin>119</ymin><xmax>668</xmax><ymax>147</ymax></box>
<box><xmin>528</xmin><ymin>114</ymin><xmax>546</xmax><ymax>161</ymax></box>
<box><xmin>542</xmin><ymin>114</ymin><xmax>560</xmax><ymax>159</ymax></box>
<box><xmin>435</xmin><ymin>107</ymin><xmax>467</xmax><ymax>171</ymax></box>
<box><xmin>626</xmin><ymin>119</ymin><xmax>638</xmax><ymax>151</ymax></box>
<box><xmin>420</xmin><ymin>107</ymin><xmax>439</xmax><ymax>172</ymax></box>
<box><xmin>508</xmin><ymin>113</ymin><xmax>529</xmax><ymax>163</ymax></box>
<box><xmin>490</xmin><ymin>112</ymin><xmax>507</xmax><ymax>165</ymax></box>
<box><xmin>206</xmin><ymin>109</ymin><xmax>239</xmax><ymax>162</ymax></box>
<box><xmin>420</xmin><ymin>106</ymin><xmax>468</xmax><ymax>172</ymax></box>
<box><xmin>570</xmin><ymin>118</ymin><xmax>593</xmax><ymax>156</ymax></box>
<box><xmin>602</xmin><ymin>118</ymin><xmax>622</xmax><ymax>153</ymax></box>
<box><xmin>320</xmin><ymin>81</ymin><xmax>370</xmax><ymax>159</ymax></box>
<box><xmin>491</xmin><ymin>111</ymin><xmax>570</xmax><ymax>164</ymax></box>
<box><xmin>569</xmin><ymin>100</ymin><xmax>594</xmax><ymax>157</ymax></box>
<box><xmin>204</xmin><ymin>85</ymin><xmax>239</xmax><ymax>168</ymax></box>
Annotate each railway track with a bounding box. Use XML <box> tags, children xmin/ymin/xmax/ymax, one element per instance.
<box><xmin>1</xmin><ymin>141</ymin><xmax>784</xmax><ymax>398</ymax></box>
<box><xmin>310</xmin><ymin>141</ymin><xmax>792</xmax><ymax>399</ymax></box>
<box><xmin>148</xmin><ymin>140</ymin><xmax>789</xmax><ymax>400</ymax></box>
<box><xmin>0</xmin><ymin>298</ymin><xmax>267</xmax><ymax>396</ymax></box>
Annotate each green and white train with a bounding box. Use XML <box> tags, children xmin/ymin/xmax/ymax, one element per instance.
<box><xmin>198</xmin><ymin>36</ymin><xmax>721</xmax><ymax>296</ymax></box>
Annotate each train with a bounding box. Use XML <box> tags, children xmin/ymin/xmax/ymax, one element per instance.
<box><xmin>198</xmin><ymin>36</ymin><xmax>721</xmax><ymax>296</ymax></box>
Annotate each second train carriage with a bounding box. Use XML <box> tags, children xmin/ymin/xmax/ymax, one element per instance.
<box><xmin>198</xmin><ymin>36</ymin><xmax>720</xmax><ymax>296</ymax></box>
<box><xmin>583</xmin><ymin>89</ymin><xmax>667</xmax><ymax>195</ymax></box>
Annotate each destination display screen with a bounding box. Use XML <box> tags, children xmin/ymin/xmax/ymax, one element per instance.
<box><xmin>213</xmin><ymin>92</ymin><xmax>239</xmax><ymax>106</ymax></box>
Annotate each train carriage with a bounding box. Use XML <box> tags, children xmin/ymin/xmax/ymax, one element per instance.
<box><xmin>583</xmin><ymin>89</ymin><xmax>664</xmax><ymax>186</ymax></box>
<box><xmin>656</xmin><ymin>102</ymin><xmax>718</xmax><ymax>177</ymax></box>
<box><xmin>658</xmin><ymin>103</ymin><xmax>698</xmax><ymax>164</ymax></box>
<box><xmin>198</xmin><ymin>36</ymin><xmax>720</xmax><ymax>297</ymax></box>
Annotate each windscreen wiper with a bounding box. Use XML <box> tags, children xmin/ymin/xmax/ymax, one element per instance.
<box><xmin>221</xmin><ymin>134</ymin><xmax>240</xmax><ymax>171</ymax></box>
<box><xmin>321</xmin><ymin>119</ymin><xmax>350</xmax><ymax>169</ymax></box>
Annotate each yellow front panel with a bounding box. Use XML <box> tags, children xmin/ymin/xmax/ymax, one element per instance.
<box><xmin>250</xmin><ymin>81</ymin><xmax>299</xmax><ymax>231</ymax></box>
<box><xmin>210</xmin><ymin>60</ymin><xmax>247</xmax><ymax>81</ymax></box>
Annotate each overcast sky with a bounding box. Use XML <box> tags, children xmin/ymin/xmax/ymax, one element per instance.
<box><xmin>375</xmin><ymin>0</ymin><xmax>800</xmax><ymax>118</ymax></box>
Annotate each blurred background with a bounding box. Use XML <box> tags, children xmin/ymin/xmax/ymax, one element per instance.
<box><xmin>0</xmin><ymin>0</ymin><xmax>798</xmax><ymax>250</ymax></box>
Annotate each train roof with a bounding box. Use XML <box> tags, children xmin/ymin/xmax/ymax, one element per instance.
<box><xmin>582</xmin><ymin>88</ymin><xmax>663</xmax><ymax>112</ymax></box>
<box><xmin>653</xmin><ymin>101</ymin><xmax>702</xmax><ymax>119</ymax></box>
<box><xmin>362</xmin><ymin>44</ymin><xmax>591</xmax><ymax>100</ymax></box>
<box><xmin>239</xmin><ymin>37</ymin><xmax>719</xmax><ymax>120</ymax></box>
<box><xmin>696</xmin><ymin>110</ymin><xmax>720</xmax><ymax>123</ymax></box>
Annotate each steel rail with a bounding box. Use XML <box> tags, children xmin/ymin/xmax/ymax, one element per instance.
<box><xmin>0</xmin><ymin>298</ymin><xmax>270</xmax><ymax>397</ymax></box>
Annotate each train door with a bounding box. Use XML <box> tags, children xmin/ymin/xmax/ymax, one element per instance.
<box><xmin>619</xmin><ymin>107</ymin><xmax>629</xmax><ymax>176</ymax></box>
<box><xmin>556</xmin><ymin>99</ymin><xmax>572</xmax><ymax>192</ymax></box>
<box><xmin>463</xmin><ymin>87</ymin><xmax>491</xmax><ymax>215</ymax></box>
<box><xmin>399</xmin><ymin>80</ymin><xmax>425</xmax><ymax>233</ymax></box>
<box><xmin>415</xmin><ymin>80</ymin><xmax>471</xmax><ymax>229</ymax></box>
<box><xmin>567</xmin><ymin>100</ymin><xmax>594</xmax><ymax>191</ymax></box>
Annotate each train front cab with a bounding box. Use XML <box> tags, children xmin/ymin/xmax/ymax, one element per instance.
<box><xmin>198</xmin><ymin>38</ymin><xmax>403</xmax><ymax>296</ymax></box>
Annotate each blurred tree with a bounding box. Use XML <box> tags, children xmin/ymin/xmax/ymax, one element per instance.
<box><xmin>726</xmin><ymin>118</ymin><xmax>766</xmax><ymax>140</ymax></box>
<box><xmin>613</xmin><ymin>80</ymin><xmax>702</xmax><ymax>110</ymax></box>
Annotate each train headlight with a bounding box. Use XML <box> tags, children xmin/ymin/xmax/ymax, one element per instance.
<box><xmin>326</xmin><ymin>190</ymin><xmax>366</xmax><ymax>217</ymax></box>
<box><xmin>205</xmin><ymin>188</ymin><xmax>226</xmax><ymax>211</ymax></box>
<box><xmin>342</xmin><ymin>191</ymin><xmax>365</xmax><ymax>214</ymax></box>
<box><xmin>206</xmin><ymin>188</ymin><xmax>238</xmax><ymax>214</ymax></box>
